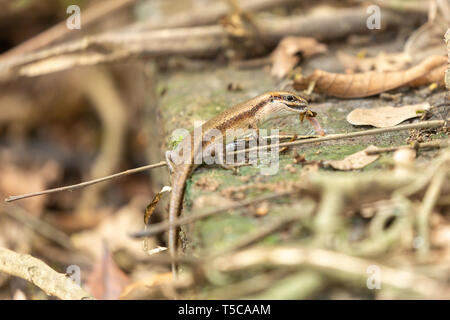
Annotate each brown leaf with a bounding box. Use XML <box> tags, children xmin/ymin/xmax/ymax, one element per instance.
<box><xmin>326</xmin><ymin>146</ymin><xmax>380</xmax><ymax>171</ymax></box>
<box><xmin>293</xmin><ymin>55</ymin><xmax>447</xmax><ymax>98</ymax></box>
<box><xmin>71</xmin><ymin>198</ymin><xmax>154</xmax><ymax>261</ymax></box>
<box><xmin>271</xmin><ymin>37</ymin><xmax>327</xmax><ymax>78</ymax></box>
<box><xmin>144</xmin><ymin>186</ymin><xmax>171</xmax><ymax>225</ymax></box>
<box><xmin>346</xmin><ymin>102</ymin><xmax>430</xmax><ymax>128</ymax></box>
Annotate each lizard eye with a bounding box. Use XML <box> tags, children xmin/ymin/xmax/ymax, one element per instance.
<box><xmin>286</xmin><ymin>95</ymin><xmax>295</xmax><ymax>102</ymax></box>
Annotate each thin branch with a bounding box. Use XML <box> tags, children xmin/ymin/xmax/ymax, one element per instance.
<box><xmin>4</xmin><ymin>120</ymin><xmax>446</xmax><ymax>203</ymax></box>
<box><xmin>233</xmin><ymin>119</ymin><xmax>448</xmax><ymax>156</ymax></box>
<box><xmin>211</xmin><ymin>201</ymin><xmax>315</xmax><ymax>258</ymax></box>
<box><xmin>4</xmin><ymin>161</ymin><xmax>166</xmax><ymax>202</ymax></box>
<box><xmin>126</xmin><ymin>0</ymin><xmax>298</xmax><ymax>32</ymax></box>
<box><xmin>417</xmin><ymin>170</ymin><xmax>447</xmax><ymax>255</ymax></box>
<box><xmin>365</xmin><ymin>139</ymin><xmax>449</xmax><ymax>155</ymax></box>
<box><xmin>0</xmin><ymin>247</ymin><xmax>94</xmax><ymax>300</ymax></box>
<box><xmin>130</xmin><ymin>191</ymin><xmax>296</xmax><ymax>238</ymax></box>
<box><xmin>212</xmin><ymin>246</ymin><xmax>450</xmax><ymax>299</ymax></box>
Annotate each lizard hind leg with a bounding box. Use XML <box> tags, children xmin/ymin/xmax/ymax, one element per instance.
<box><xmin>165</xmin><ymin>150</ymin><xmax>175</xmax><ymax>174</ymax></box>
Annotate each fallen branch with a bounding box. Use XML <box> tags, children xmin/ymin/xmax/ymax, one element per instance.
<box><xmin>0</xmin><ymin>8</ymin><xmax>408</xmax><ymax>80</ymax></box>
<box><xmin>0</xmin><ymin>247</ymin><xmax>94</xmax><ymax>300</ymax></box>
<box><xmin>212</xmin><ymin>246</ymin><xmax>450</xmax><ymax>299</ymax></box>
<box><xmin>127</xmin><ymin>0</ymin><xmax>298</xmax><ymax>32</ymax></box>
<box><xmin>365</xmin><ymin>139</ymin><xmax>449</xmax><ymax>155</ymax></box>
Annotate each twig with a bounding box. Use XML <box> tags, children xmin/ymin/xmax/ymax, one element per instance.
<box><xmin>4</xmin><ymin>161</ymin><xmax>166</xmax><ymax>202</ymax></box>
<box><xmin>126</xmin><ymin>0</ymin><xmax>297</xmax><ymax>32</ymax></box>
<box><xmin>130</xmin><ymin>191</ymin><xmax>295</xmax><ymax>238</ymax></box>
<box><xmin>244</xmin><ymin>270</ymin><xmax>325</xmax><ymax>299</ymax></box>
<box><xmin>0</xmin><ymin>247</ymin><xmax>94</xmax><ymax>300</ymax></box>
<box><xmin>233</xmin><ymin>119</ymin><xmax>447</xmax><ymax>156</ymax></box>
<box><xmin>5</xmin><ymin>120</ymin><xmax>446</xmax><ymax>203</ymax></box>
<box><xmin>212</xmin><ymin>246</ymin><xmax>450</xmax><ymax>299</ymax></box>
<box><xmin>417</xmin><ymin>170</ymin><xmax>447</xmax><ymax>255</ymax></box>
<box><xmin>365</xmin><ymin>139</ymin><xmax>449</xmax><ymax>155</ymax></box>
<box><xmin>314</xmin><ymin>188</ymin><xmax>345</xmax><ymax>245</ymax></box>
<box><xmin>212</xmin><ymin>200</ymin><xmax>315</xmax><ymax>257</ymax></box>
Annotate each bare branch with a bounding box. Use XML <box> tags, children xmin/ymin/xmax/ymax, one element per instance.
<box><xmin>212</xmin><ymin>246</ymin><xmax>450</xmax><ymax>299</ymax></box>
<box><xmin>0</xmin><ymin>247</ymin><xmax>94</xmax><ymax>300</ymax></box>
<box><xmin>4</xmin><ymin>161</ymin><xmax>167</xmax><ymax>202</ymax></box>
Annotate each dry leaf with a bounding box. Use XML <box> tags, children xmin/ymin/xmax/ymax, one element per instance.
<box><xmin>346</xmin><ymin>102</ymin><xmax>430</xmax><ymax>127</ymax></box>
<box><xmin>271</xmin><ymin>37</ymin><xmax>327</xmax><ymax>78</ymax></box>
<box><xmin>293</xmin><ymin>55</ymin><xmax>447</xmax><ymax>98</ymax></box>
<box><xmin>71</xmin><ymin>198</ymin><xmax>154</xmax><ymax>261</ymax></box>
<box><xmin>326</xmin><ymin>146</ymin><xmax>380</xmax><ymax>171</ymax></box>
<box><xmin>144</xmin><ymin>186</ymin><xmax>171</xmax><ymax>225</ymax></box>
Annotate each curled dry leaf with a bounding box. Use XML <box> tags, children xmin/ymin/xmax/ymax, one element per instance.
<box><xmin>326</xmin><ymin>146</ymin><xmax>380</xmax><ymax>171</ymax></box>
<box><xmin>346</xmin><ymin>102</ymin><xmax>430</xmax><ymax>128</ymax></box>
<box><xmin>293</xmin><ymin>55</ymin><xmax>447</xmax><ymax>98</ymax></box>
<box><xmin>271</xmin><ymin>37</ymin><xmax>327</xmax><ymax>78</ymax></box>
<box><xmin>144</xmin><ymin>186</ymin><xmax>171</xmax><ymax>225</ymax></box>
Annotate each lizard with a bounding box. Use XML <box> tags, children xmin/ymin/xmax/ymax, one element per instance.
<box><xmin>165</xmin><ymin>91</ymin><xmax>312</xmax><ymax>277</ymax></box>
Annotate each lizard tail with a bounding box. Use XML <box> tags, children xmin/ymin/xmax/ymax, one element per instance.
<box><xmin>168</xmin><ymin>166</ymin><xmax>191</xmax><ymax>278</ymax></box>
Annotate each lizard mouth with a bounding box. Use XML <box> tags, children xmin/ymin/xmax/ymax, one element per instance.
<box><xmin>284</xmin><ymin>102</ymin><xmax>309</xmax><ymax>112</ymax></box>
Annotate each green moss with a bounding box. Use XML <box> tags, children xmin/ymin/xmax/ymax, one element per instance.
<box><xmin>193</xmin><ymin>214</ymin><xmax>257</xmax><ymax>253</ymax></box>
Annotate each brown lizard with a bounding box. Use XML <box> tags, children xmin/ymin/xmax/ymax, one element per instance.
<box><xmin>165</xmin><ymin>91</ymin><xmax>311</xmax><ymax>277</ymax></box>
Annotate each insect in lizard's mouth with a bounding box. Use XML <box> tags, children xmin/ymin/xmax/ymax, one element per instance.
<box><xmin>299</xmin><ymin>109</ymin><xmax>317</xmax><ymax>122</ymax></box>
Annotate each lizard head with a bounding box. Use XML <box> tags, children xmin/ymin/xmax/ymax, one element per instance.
<box><xmin>271</xmin><ymin>91</ymin><xmax>308</xmax><ymax>113</ymax></box>
<box><xmin>257</xmin><ymin>92</ymin><xmax>310</xmax><ymax>123</ymax></box>
<box><xmin>269</xmin><ymin>91</ymin><xmax>309</xmax><ymax>113</ymax></box>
